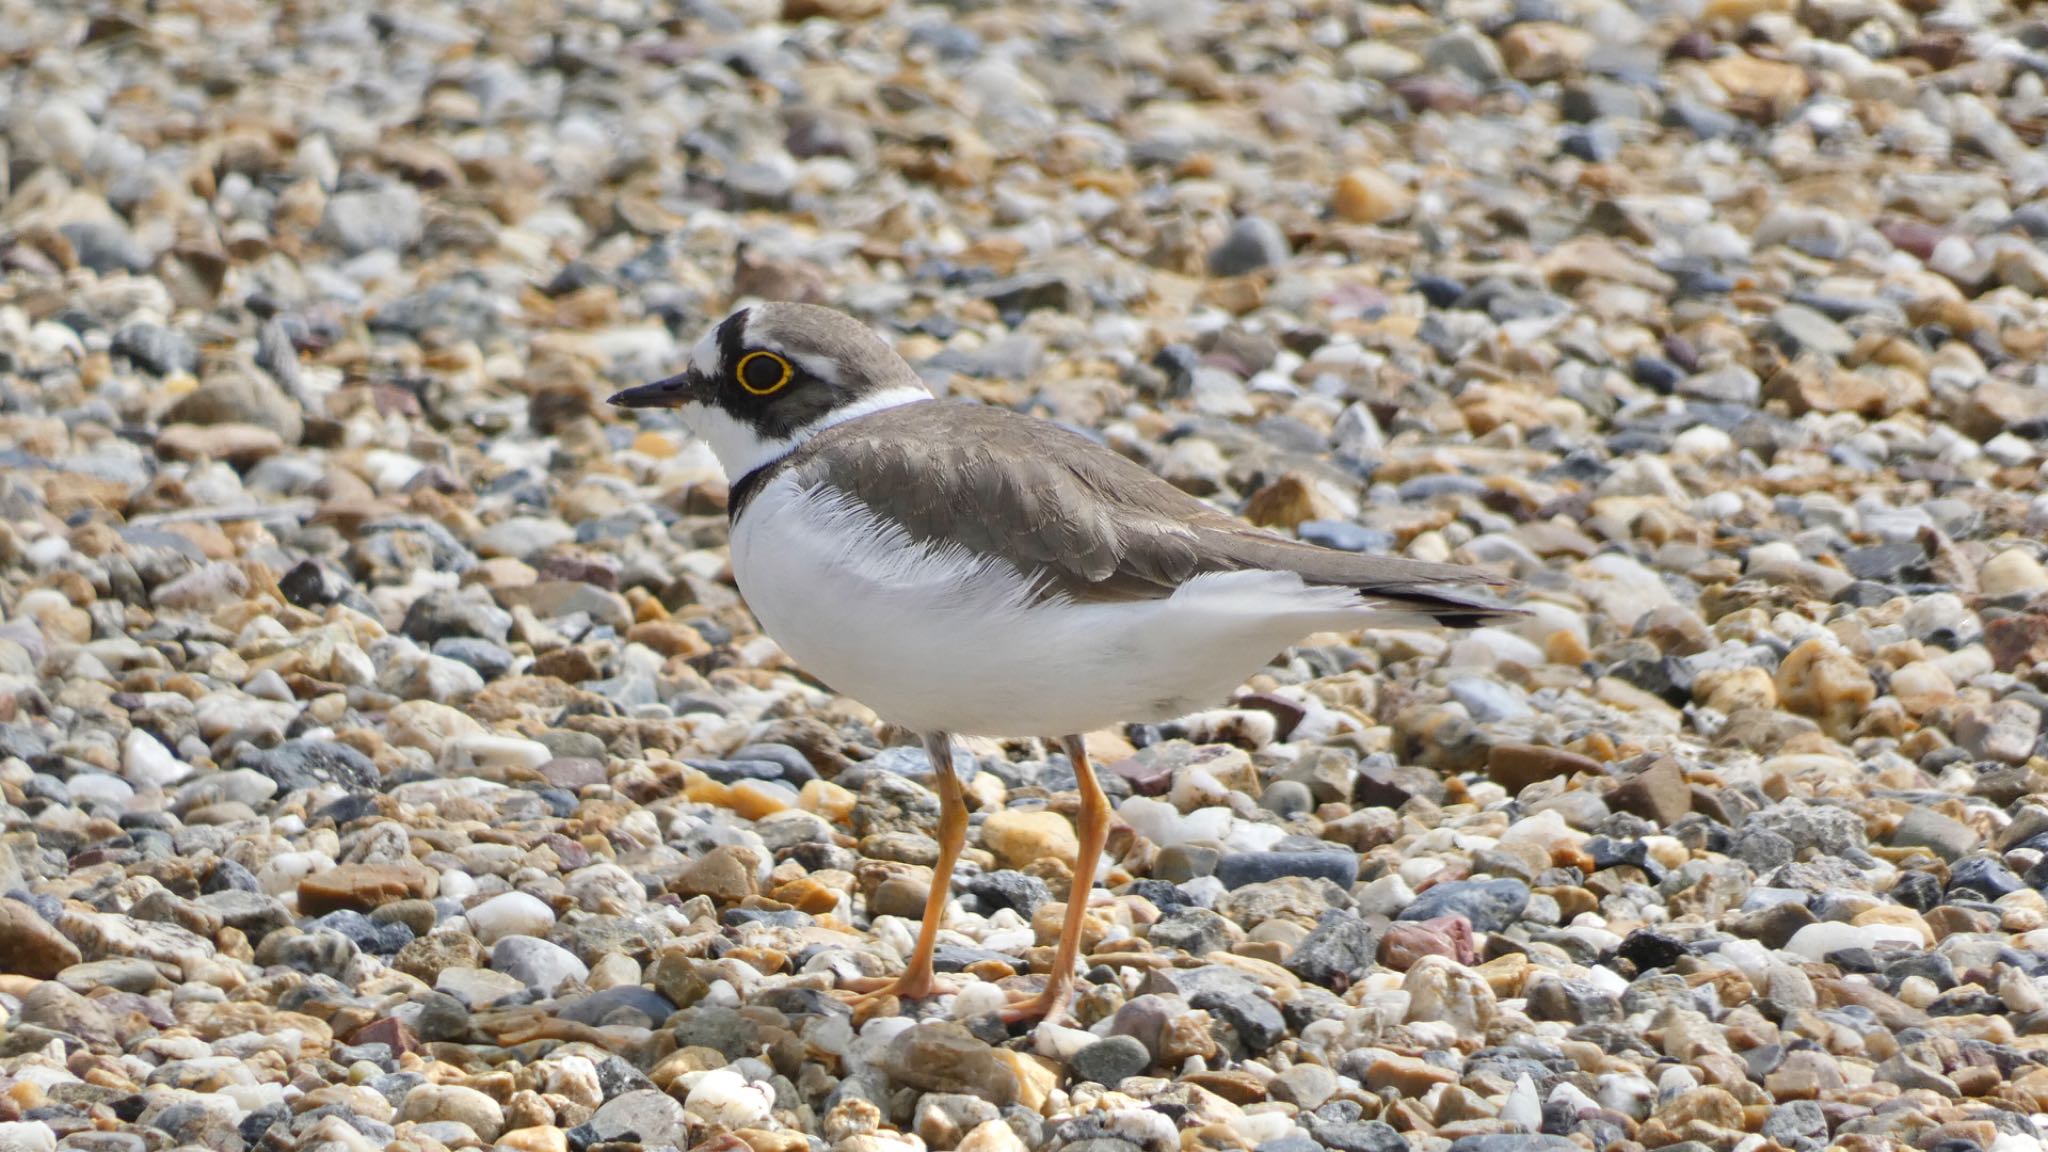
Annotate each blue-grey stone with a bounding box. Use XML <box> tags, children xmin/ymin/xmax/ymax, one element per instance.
<box><xmin>310</xmin><ymin>910</ymin><xmax>413</xmax><ymax>954</ymax></box>
<box><xmin>1312</xmin><ymin>1119</ymin><xmax>1408</xmax><ymax>1152</ymax></box>
<box><xmin>558</xmin><ymin>986</ymin><xmax>675</xmax><ymax>1027</ymax></box>
<box><xmin>239</xmin><ymin>740</ymin><xmax>379</xmax><ymax>793</ymax></box>
<box><xmin>1397</xmin><ymin>878</ymin><xmax>1531</xmax><ymax>933</ymax></box>
<box><xmin>1208</xmin><ymin>216</ymin><xmax>1291</xmax><ymax>276</ymax></box>
<box><xmin>1214</xmin><ymin>851</ymin><xmax>1359</xmax><ymax>890</ymax></box>
<box><xmin>111</xmin><ymin>323</ymin><xmax>198</xmax><ymax>375</ymax></box>
<box><xmin>1190</xmin><ymin>984</ymin><xmax>1285</xmax><ymax>1051</ymax></box>
<box><xmin>1448</xmin><ymin>1136</ymin><xmax>1582</xmax><ymax>1152</ymax></box>
<box><xmin>1069</xmin><ymin>1035</ymin><xmax>1150</xmax><ymax>1085</ymax></box>
<box><xmin>1447</xmin><ymin>678</ymin><xmax>1532</xmax><ymax>722</ymax></box>
<box><xmin>1286</xmin><ymin>909</ymin><xmax>1379</xmax><ymax>990</ymax></box>
<box><xmin>432</xmin><ymin>637</ymin><xmax>516</xmax><ymax>679</ymax></box>
<box><xmin>1296</xmin><ymin>521</ymin><xmax>1397</xmax><ymax>554</ymax></box>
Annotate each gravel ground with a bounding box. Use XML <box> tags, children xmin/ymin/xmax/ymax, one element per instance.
<box><xmin>2</xmin><ymin>1</ymin><xmax>2048</xmax><ymax>1151</ymax></box>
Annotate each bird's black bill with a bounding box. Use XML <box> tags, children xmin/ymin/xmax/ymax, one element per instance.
<box><xmin>607</xmin><ymin>372</ymin><xmax>697</xmax><ymax>409</ymax></box>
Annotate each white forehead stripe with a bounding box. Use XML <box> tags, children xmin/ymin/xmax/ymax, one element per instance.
<box><xmin>790</xmin><ymin>351</ymin><xmax>843</xmax><ymax>385</ymax></box>
<box><xmin>689</xmin><ymin>327</ymin><xmax>722</xmax><ymax>377</ymax></box>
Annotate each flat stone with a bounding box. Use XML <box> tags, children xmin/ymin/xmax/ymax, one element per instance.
<box><xmin>299</xmin><ymin>863</ymin><xmax>438</xmax><ymax>915</ymax></box>
<box><xmin>1398</xmin><ymin>879</ymin><xmax>1530</xmax><ymax>933</ymax></box>
<box><xmin>1891</xmin><ymin>808</ymin><xmax>1979</xmax><ymax>861</ymax></box>
<box><xmin>1487</xmin><ymin>743</ymin><xmax>1600</xmax><ymax>791</ymax></box>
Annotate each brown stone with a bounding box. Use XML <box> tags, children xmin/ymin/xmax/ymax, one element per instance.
<box><xmin>394</xmin><ymin>930</ymin><xmax>482</xmax><ymax>983</ymax></box>
<box><xmin>156</xmin><ymin>422</ymin><xmax>286</xmax><ymax>465</ymax></box>
<box><xmin>1330</xmin><ymin>168</ymin><xmax>1413</xmax><ymax>225</ymax></box>
<box><xmin>1377</xmin><ymin>916</ymin><xmax>1476</xmax><ymax>970</ymax></box>
<box><xmin>981</xmin><ymin>809</ymin><xmax>1079</xmax><ymax>871</ymax></box>
<box><xmin>299</xmin><ymin>862</ymin><xmax>438</xmax><ymax>915</ymax></box>
<box><xmin>0</xmin><ymin>897</ymin><xmax>81</xmax><ymax>978</ymax></box>
<box><xmin>1607</xmin><ymin>758</ymin><xmax>1691</xmax><ymax>826</ymax></box>
<box><xmin>1242</xmin><ymin>472</ymin><xmax>1347</xmax><ymax>530</ymax></box>
<box><xmin>1986</xmin><ymin>613</ymin><xmax>2048</xmax><ymax>672</ymax></box>
<box><xmin>1763</xmin><ymin>359</ymin><xmax>1899</xmax><ymax>416</ymax></box>
<box><xmin>783</xmin><ymin>0</ymin><xmax>891</xmax><ymax>18</ymax></box>
<box><xmin>1953</xmin><ymin>378</ymin><xmax>2048</xmax><ymax>442</ymax></box>
<box><xmin>1537</xmin><ymin>885</ymin><xmax>1598</xmax><ymax>921</ymax></box>
<box><xmin>1180</xmin><ymin>1070</ymin><xmax>1268</xmax><ymax>1105</ymax></box>
<box><xmin>877</xmin><ymin>1022</ymin><xmax>1022</xmax><ymax>1105</ymax></box>
<box><xmin>648</xmin><ymin>951</ymin><xmax>713</xmax><ymax>1008</ymax></box>
<box><xmin>1364</xmin><ymin>1053</ymin><xmax>1458</xmax><ymax>1095</ymax></box>
<box><xmin>625</xmin><ymin>621</ymin><xmax>712</xmax><ymax>659</ymax></box>
<box><xmin>1926</xmin><ymin>904</ymin><xmax>1998</xmax><ymax>939</ymax></box>
<box><xmin>348</xmin><ymin>1015</ymin><xmax>420</xmax><ymax>1057</ymax></box>
<box><xmin>1774</xmin><ymin>637</ymin><xmax>1876</xmax><ymax>737</ymax></box>
<box><xmin>1705</xmin><ymin>53</ymin><xmax>1810</xmax><ymax>120</ymax></box>
<box><xmin>531</xmin><ymin>646</ymin><xmax>602</xmax><ymax>683</ymax></box>
<box><xmin>1498</xmin><ymin>22</ymin><xmax>1594</xmax><ymax>81</ymax></box>
<box><xmin>1764</xmin><ymin>1049</ymin><xmax>1845</xmax><ymax>1099</ymax></box>
<box><xmin>675</xmin><ymin>845</ymin><xmax>761</xmax><ymax>904</ymax></box>
<box><xmin>1486</xmin><ymin>743</ymin><xmax>1600</xmax><ymax>791</ymax></box>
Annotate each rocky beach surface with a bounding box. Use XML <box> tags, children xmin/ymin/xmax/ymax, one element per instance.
<box><xmin>1</xmin><ymin>0</ymin><xmax>2048</xmax><ymax>1151</ymax></box>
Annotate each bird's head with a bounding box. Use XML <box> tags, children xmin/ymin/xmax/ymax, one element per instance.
<box><xmin>609</xmin><ymin>302</ymin><xmax>931</xmax><ymax>479</ymax></box>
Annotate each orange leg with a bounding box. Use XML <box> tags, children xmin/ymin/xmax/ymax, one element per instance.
<box><xmin>1002</xmin><ymin>734</ymin><xmax>1109</xmax><ymax>1025</ymax></box>
<box><xmin>840</xmin><ymin>731</ymin><xmax>966</xmax><ymax>1003</ymax></box>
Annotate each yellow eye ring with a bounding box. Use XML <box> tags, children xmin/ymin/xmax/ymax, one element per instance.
<box><xmin>736</xmin><ymin>350</ymin><xmax>793</xmax><ymax>396</ymax></box>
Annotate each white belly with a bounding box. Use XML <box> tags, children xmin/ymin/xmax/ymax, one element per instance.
<box><xmin>728</xmin><ymin>478</ymin><xmax>1391</xmax><ymax>738</ymax></box>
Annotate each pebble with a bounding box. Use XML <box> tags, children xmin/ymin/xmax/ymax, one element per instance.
<box><xmin>683</xmin><ymin>1068</ymin><xmax>774</xmax><ymax>1129</ymax></box>
<box><xmin>491</xmin><ymin>935</ymin><xmax>589</xmax><ymax>994</ymax></box>
<box><xmin>1208</xmin><ymin>217</ymin><xmax>1291</xmax><ymax>276</ymax></box>
<box><xmin>465</xmin><ymin>892</ymin><xmax>557</xmax><ymax>946</ymax></box>
<box><xmin>1069</xmin><ymin>1036</ymin><xmax>1151</xmax><ymax>1086</ymax></box>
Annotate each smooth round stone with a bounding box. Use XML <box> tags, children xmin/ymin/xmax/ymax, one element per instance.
<box><xmin>66</xmin><ymin>773</ymin><xmax>134</xmax><ymax>808</ymax></box>
<box><xmin>1782</xmin><ymin>922</ymin><xmax>1924</xmax><ymax>963</ymax></box>
<box><xmin>1259</xmin><ymin>780</ymin><xmax>1315</xmax><ymax>820</ymax></box>
<box><xmin>490</xmin><ymin>935</ymin><xmax>588</xmax><ymax>994</ymax></box>
<box><xmin>557</xmin><ymin>985</ymin><xmax>675</xmax><ymax>1027</ymax></box>
<box><xmin>1208</xmin><ymin>216</ymin><xmax>1291</xmax><ymax>276</ymax></box>
<box><xmin>1153</xmin><ymin>844</ymin><xmax>1220</xmax><ymax>883</ymax></box>
<box><xmin>464</xmin><ymin>892</ymin><xmax>556</xmax><ymax>946</ymax></box>
<box><xmin>1069</xmin><ymin>1035</ymin><xmax>1151</xmax><ymax>1085</ymax></box>
<box><xmin>1214</xmin><ymin>851</ymin><xmax>1359</xmax><ymax>890</ymax></box>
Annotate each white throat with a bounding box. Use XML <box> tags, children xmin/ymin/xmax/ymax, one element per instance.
<box><xmin>684</xmin><ymin>386</ymin><xmax>932</xmax><ymax>481</ymax></box>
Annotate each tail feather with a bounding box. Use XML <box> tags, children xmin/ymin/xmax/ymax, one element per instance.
<box><xmin>1355</xmin><ymin>581</ymin><xmax>1526</xmax><ymax>629</ymax></box>
<box><xmin>1211</xmin><ymin>530</ymin><xmax>1523</xmax><ymax>629</ymax></box>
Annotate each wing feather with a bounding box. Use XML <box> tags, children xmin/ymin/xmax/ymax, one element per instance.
<box><xmin>783</xmin><ymin>402</ymin><xmax>1520</xmax><ymax>623</ymax></box>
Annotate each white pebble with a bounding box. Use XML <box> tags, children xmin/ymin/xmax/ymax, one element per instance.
<box><xmin>443</xmin><ymin>735</ymin><xmax>553</xmax><ymax>775</ymax></box>
<box><xmin>465</xmin><ymin>891</ymin><xmax>555</xmax><ymax>945</ymax></box>
<box><xmin>122</xmin><ymin>729</ymin><xmax>192</xmax><ymax>788</ymax></box>
<box><xmin>1782</xmin><ymin>921</ymin><xmax>1922</xmax><ymax>963</ymax></box>
<box><xmin>683</xmin><ymin>1068</ymin><xmax>773</xmax><ymax>1129</ymax></box>
<box><xmin>1501</xmin><ymin>1074</ymin><xmax>1541</xmax><ymax>1131</ymax></box>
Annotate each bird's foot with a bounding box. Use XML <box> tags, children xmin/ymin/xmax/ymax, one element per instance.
<box><xmin>998</xmin><ymin>977</ymin><xmax>1076</xmax><ymax>1026</ymax></box>
<box><xmin>836</xmin><ymin>969</ymin><xmax>959</xmax><ymax>1006</ymax></box>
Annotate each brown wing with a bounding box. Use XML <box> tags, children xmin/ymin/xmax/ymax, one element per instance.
<box><xmin>785</xmin><ymin>401</ymin><xmax>1519</xmax><ymax>624</ymax></box>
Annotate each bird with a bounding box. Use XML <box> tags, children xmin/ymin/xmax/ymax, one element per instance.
<box><xmin>610</xmin><ymin>302</ymin><xmax>1519</xmax><ymax>1021</ymax></box>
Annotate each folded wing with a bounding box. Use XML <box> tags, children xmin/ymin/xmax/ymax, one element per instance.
<box><xmin>787</xmin><ymin>402</ymin><xmax>1522</xmax><ymax>626</ymax></box>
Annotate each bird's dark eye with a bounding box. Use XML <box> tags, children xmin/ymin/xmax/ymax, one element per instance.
<box><xmin>736</xmin><ymin>350</ymin><xmax>793</xmax><ymax>396</ymax></box>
